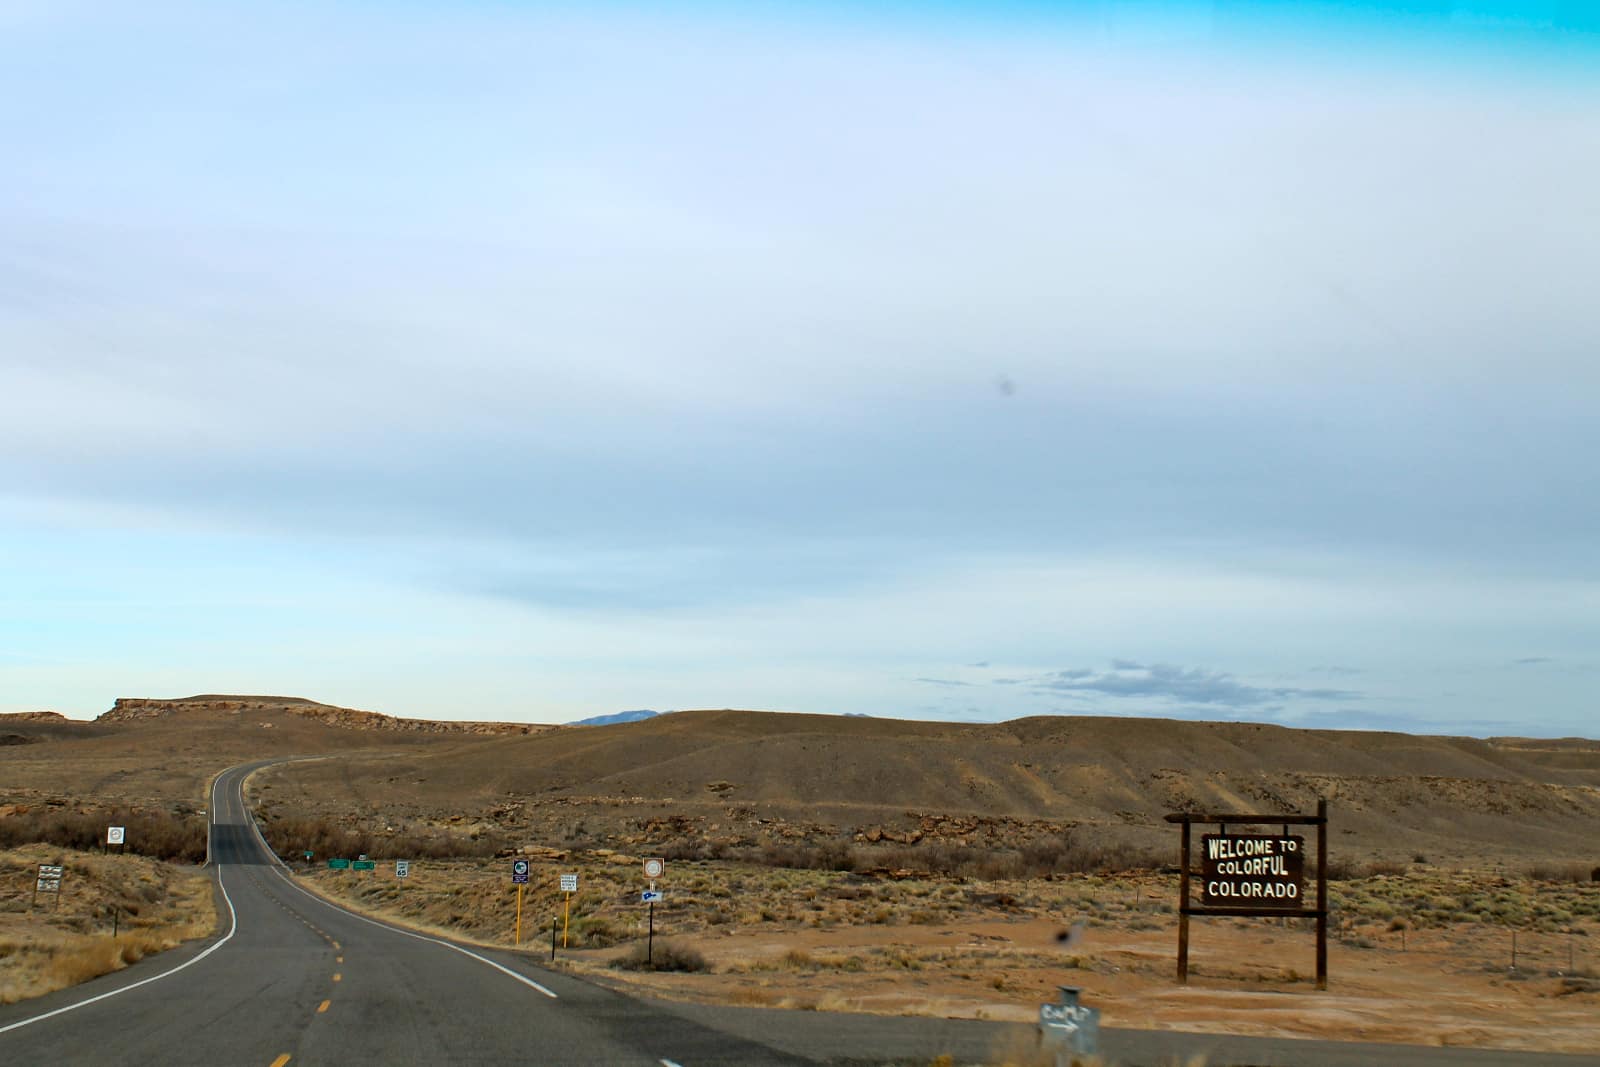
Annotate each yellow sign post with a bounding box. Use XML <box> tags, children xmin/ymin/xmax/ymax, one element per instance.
<box><xmin>559</xmin><ymin>872</ymin><xmax>578</xmax><ymax>947</ymax></box>
<box><xmin>515</xmin><ymin>884</ymin><xmax>524</xmax><ymax>947</ymax></box>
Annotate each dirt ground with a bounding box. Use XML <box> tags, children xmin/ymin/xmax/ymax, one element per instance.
<box><xmin>291</xmin><ymin>856</ymin><xmax>1600</xmax><ymax>1055</ymax></box>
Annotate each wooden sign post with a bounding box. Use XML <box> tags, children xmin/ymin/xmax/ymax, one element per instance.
<box><xmin>1166</xmin><ymin>798</ymin><xmax>1328</xmax><ymax>989</ymax></box>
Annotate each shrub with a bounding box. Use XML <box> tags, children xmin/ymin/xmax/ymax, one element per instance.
<box><xmin>610</xmin><ymin>940</ymin><xmax>709</xmax><ymax>973</ymax></box>
<box><xmin>0</xmin><ymin>807</ymin><xmax>206</xmax><ymax>863</ymax></box>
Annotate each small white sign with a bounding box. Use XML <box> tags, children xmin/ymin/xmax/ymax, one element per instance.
<box><xmin>559</xmin><ymin>873</ymin><xmax>578</xmax><ymax>893</ymax></box>
<box><xmin>39</xmin><ymin>864</ymin><xmax>64</xmax><ymax>877</ymax></box>
<box><xmin>107</xmin><ymin>826</ymin><xmax>126</xmax><ymax>845</ymax></box>
<box><xmin>643</xmin><ymin>858</ymin><xmax>664</xmax><ymax>880</ymax></box>
<box><xmin>641</xmin><ymin>889</ymin><xmax>662</xmax><ymax>904</ymax></box>
<box><xmin>396</xmin><ymin>860</ymin><xmax>410</xmax><ymax>878</ymax></box>
<box><xmin>37</xmin><ymin>878</ymin><xmax>61</xmax><ymax>893</ymax></box>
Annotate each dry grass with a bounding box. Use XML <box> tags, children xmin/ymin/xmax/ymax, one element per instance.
<box><xmin>0</xmin><ymin>806</ymin><xmax>208</xmax><ymax>863</ymax></box>
<box><xmin>0</xmin><ymin>844</ymin><xmax>217</xmax><ymax>1005</ymax></box>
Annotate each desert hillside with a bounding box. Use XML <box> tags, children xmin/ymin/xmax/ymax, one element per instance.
<box><xmin>255</xmin><ymin>709</ymin><xmax>1600</xmax><ymax>867</ymax></box>
<box><xmin>0</xmin><ymin>697</ymin><xmax>551</xmax><ymax>809</ymax></box>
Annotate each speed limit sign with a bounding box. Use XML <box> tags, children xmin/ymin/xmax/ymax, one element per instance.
<box><xmin>643</xmin><ymin>858</ymin><xmax>664</xmax><ymax>880</ymax></box>
<box><xmin>511</xmin><ymin>859</ymin><xmax>530</xmax><ymax>884</ymax></box>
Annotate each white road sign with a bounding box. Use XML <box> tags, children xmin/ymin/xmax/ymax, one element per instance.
<box><xmin>395</xmin><ymin>860</ymin><xmax>410</xmax><ymax>878</ymax></box>
<box><xmin>37</xmin><ymin>878</ymin><xmax>61</xmax><ymax>893</ymax></box>
<box><xmin>643</xmin><ymin>858</ymin><xmax>664</xmax><ymax>880</ymax></box>
<box><xmin>107</xmin><ymin>826</ymin><xmax>125</xmax><ymax>845</ymax></box>
<box><xmin>641</xmin><ymin>890</ymin><xmax>662</xmax><ymax>904</ymax></box>
<box><xmin>559</xmin><ymin>873</ymin><xmax>578</xmax><ymax>893</ymax></box>
<box><xmin>39</xmin><ymin>864</ymin><xmax>63</xmax><ymax>877</ymax></box>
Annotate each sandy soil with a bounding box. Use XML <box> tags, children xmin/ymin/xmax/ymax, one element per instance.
<box><xmin>560</xmin><ymin>915</ymin><xmax>1600</xmax><ymax>1054</ymax></box>
<box><xmin>292</xmin><ymin>858</ymin><xmax>1600</xmax><ymax>1056</ymax></box>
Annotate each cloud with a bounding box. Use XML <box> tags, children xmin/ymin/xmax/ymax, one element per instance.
<box><xmin>1282</xmin><ymin>708</ymin><xmax>1526</xmax><ymax>736</ymax></box>
<box><xmin>1511</xmin><ymin>656</ymin><xmax>1553</xmax><ymax>665</ymax></box>
<box><xmin>915</xmin><ymin>677</ymin><xmax>975</xmax><ymax>688</ymax></box>
<box><xmin>1032</xmin><ymin>662</ymin><xmax>1360</xmax><ymax>708</ymax></box>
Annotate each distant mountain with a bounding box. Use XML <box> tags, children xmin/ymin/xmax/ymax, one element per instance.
<box><xmin>570</xmin><ymin>709</ymin><xmax>660</xmax><ymax>727</ymax></box>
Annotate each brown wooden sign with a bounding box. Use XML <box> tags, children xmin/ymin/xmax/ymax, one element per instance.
<box><xmin>1200</xmin><ymin>833</ymin><xmax>1304</xmax><ymax>908</ymax></box>
<box><xmin>1166</xmin><ymin>799</ymin><xmax>1329</xmax><ymax>989</ymax></box>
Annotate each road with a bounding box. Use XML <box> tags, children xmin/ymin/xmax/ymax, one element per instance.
<box><xmin>3</xmin><ymin>761</ymin><xmax>1598</xmax><ymax>1066</ymax></box>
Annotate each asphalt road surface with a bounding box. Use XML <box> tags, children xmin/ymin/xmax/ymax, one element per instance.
<box><xmin>3</xmin><ymin>760</ymin><xmax>1598</xmax><ymax>1066</ymax></box>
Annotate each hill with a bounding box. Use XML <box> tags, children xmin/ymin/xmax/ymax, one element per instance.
<box><xmin>569</xmin><ymin>710</ymin><xmax>661</xmax><ymax>727</ymax></box>
<box><xmin>257</xmin><ymin>709</ymin><xmax>1600</xmax><ymax>867</ymax></box>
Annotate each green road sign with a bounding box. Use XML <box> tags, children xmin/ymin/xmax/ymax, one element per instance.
<box><xmin>328</xmin><ymin>858</ymin><xmax>351</xmax><ymax>869</ymax></box>
<box><xmin>352</xmin><ymin>860</ymin><xmax>376</xmax><ymax>871</ymax></box>
<box><xmin>303</xmin><ymin>851</ymin><xmax>314</xmax><ymax>860</ymax></box>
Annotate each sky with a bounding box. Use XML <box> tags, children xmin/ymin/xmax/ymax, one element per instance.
<box><xmin>3</xmin><ymin>2</ymin><xmax>1597</xmax><ymax>735</ymax></box>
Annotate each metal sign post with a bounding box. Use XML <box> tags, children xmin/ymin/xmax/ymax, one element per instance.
<box><xmin>511</xmin><ymin>860</ymin><xmax>530</xmax><ymax>947</ymax></box>
<box><xmin>641</xmin><ymin>860</ymin><xmax>664</xmax><ymax>966</ymax></box>
<box><xmin>1166</xmin><ymin>798</ymin><xmax>1329</xmax><ymax>989</ymax></box>
<box><xmin>35</xmin><ymin>864</ymin><xmax>63</xmax><ymax>909</ymax></box>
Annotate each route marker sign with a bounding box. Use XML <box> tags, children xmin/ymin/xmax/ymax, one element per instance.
<box><xmin>641</xmin><ymin>889</ymin><xmax>662</xmax><ymax>903</ymax></box>
<box><xmin>328</xmin><ymin>858</ymin><xmax>351</xmax><ymax>869</ymax></box>
<box><xmin>559</xmin><ymin>873</ymin><xmax>577</xmax><ymax>892</ymax></box>
<box><xmin>303</xmin><ymin>850</ymin><xmax>314</xmax><ymax>861</ymax></box>
<box><xmin>107</xmin><ymin>826</ymin><xmax>125</xmax><ymax>845</ymax></box>
<box><xmin>511</xmin><ymin>859</ymin><xmax>530</xmax><ymax>884</ymax></box>
<box><xmin>353</xmin><ymin>860</ymin><xmax>376</xmax><ymax>871</ymax></box>
<box><xmin>643</xmin><ymin>858</ymin><xmax>664</xmax><ymax>880</ymax></box>
<box><xmin>396</xmin><ymin>860</ymin><xmax>410</xmax><ymax>878</ymax></box>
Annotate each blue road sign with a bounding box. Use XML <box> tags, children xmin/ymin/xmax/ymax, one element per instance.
<box><xmin>511</xmin><ymin>859</ymin><xmax>530</xmax><ymax>884</ymax></box>
<box><xmin>641</xmin><ymin>890</ymin><xmax>662</xmax><ymax>903</ymax></box>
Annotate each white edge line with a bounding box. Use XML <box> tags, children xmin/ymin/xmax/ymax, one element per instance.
<box><xmin>236</xmin><ymin>765</ymin><xmax>558</xmax><ymax>1000</ymax></box>
<box><xmin>0</xmin><ymin>865</ymin><xmax>239</xmax><ymax>1036</ymax></box>
<box><xmin>660</xmin><ymin>1060</ymin><xmax>686</xmax><ymax>1067</ymax></box>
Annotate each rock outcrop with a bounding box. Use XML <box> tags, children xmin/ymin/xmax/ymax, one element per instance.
<box><xmin>99</xmin><ymin>696</ymin><xmax>549</xmax><ymax>736</ymax></box>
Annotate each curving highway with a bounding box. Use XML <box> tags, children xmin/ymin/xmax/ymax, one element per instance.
<box><xmin>0</xmin><ymin>761</ymin><xmax>809</xmax><ymax>1066</ymax></box>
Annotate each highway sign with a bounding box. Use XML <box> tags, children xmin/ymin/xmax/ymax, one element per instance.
<box><xmin>36</xmin><ymin>878</ymin><xmax>61</xmax><ymax>892</ymax></box>
<box><xmin>107</xmin><ymin>826</ymin><xmax>125</xmax><ymax>845</ymax></box>
<box><xmin>352</xmin><ymin>860</ymin><xmax>376</xmax><ymax>871</ymax></box>
<box><xmin>643</xmin><ymin>858</ymin><xmax>664</xmax><ymax>880</ymax></box>
<box><xmin>328</xmin><ymin>858</ymin><xmax>351</xmax><ymax>869</ymax></box>
<box><xmin>396</xmin><ymin>860</ymin><xmax>410</xmax><ymax>878</ymax></box>
<box><xmin>39</xmin><ymin>864</ymin><xmax>63</xmax><ymax>877</ymax></box>
<box><xmin>303</xmin><ymin>850</ymin><xmax>314</xmax><ymax>861</ymax></box>
<box><xmin>511</xmin><ymin>859</ymin><xmax>530</xmax><ymax>884</ymax></box>
<box><xmin>641</xmin><ymin>889</ymin><xmax>662</xmax><ymax>904</ymax></box>
<box><xmin>559</xmin><ymin>873</ymin><xmax>578</xmax><ymax>893</ymax></box>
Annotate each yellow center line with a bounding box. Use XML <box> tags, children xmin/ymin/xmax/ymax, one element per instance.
<box><xmin>317</xmin><ymin>1000</ymin><xmax>331</xmax><ymax>1014</ymax></box>
<box><xmin>270</xmin><ymin>1056</ymin><xmax>291</xmax><ymax>1067</ymax></box>
<box><xmin>332</xmin><ymin>973</ymin><xmax>341</xmax><ymax>982</ymax></box>
<box><xmin>336</xmin><ymin>956</ymin><xmax>344</xmax><ymax>964</ymax></box>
